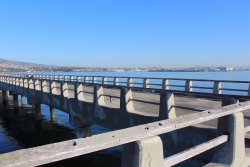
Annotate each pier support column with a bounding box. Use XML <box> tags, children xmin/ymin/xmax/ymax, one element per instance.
<box><xmin>2</xmin><ymin>90</ymin><xmax>9</xmax><ymax>104</ymax></box>
<box><xmin>75</xmin><ymin>125</ymin><xmax>91</xmax><ymax>138</ymax></box>
<box><xmin>21</xmin><ymin>96</ymin><xmax>25</xmax><ymax>105</ymax></box>
<box><xmin>13</xmin><ymin>94</ymin><xmax>19</xmax><ymax>112</ymax></box>
<box><xmin>70</xmin><ymin>116</ymin><xmax>91</xmax><ymax>138</ymax></box>
<box><xmin>159</xmin><ymin>92</ymin><xmax>176</xmax><ymax>120</ymax></box>
<box><xmin>211</xmin><ymin>98</ymin><xmax>246</xmax><ymax>166</ymax></box>
<box><xmin>13</xmin><ymin>94</ymin><xmax>18</xmax><ymax>102</ymax></box>
<box><xmin>33</xmin><ymin>103</ymin><xmax>41</xmax><ymax>113</ymax></box>
<box><xmin>122</xmin><ymin>136</ymin><xmax>164</xmax><ymax>167</ymax></box>
<box><xmin>50</xmin><ymin>106</ymin><xmax>55</xmax><ymax>121</ymax></box>
<box><xmin>33</xmin><ymin>103</ymin><xmax>42</xmax><ymax>130</ymax></box>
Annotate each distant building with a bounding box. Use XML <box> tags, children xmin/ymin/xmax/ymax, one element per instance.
<box><xmin>217</xmin><ymin>66</ymin><xmax>234</xmax><ymax>72</ymax></box>
<box><xmin>226</xmin><ymin>66</ymin><xmax>234</xmax><ymax>71</ymax></box>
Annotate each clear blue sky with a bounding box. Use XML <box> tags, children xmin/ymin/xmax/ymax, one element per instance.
<box><xmin>0</xmin><ymin>0</ymin><xmax>249</xmax><ymax>67</ymax></box>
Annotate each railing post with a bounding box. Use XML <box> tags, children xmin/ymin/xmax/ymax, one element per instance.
<box><xmin>35</xmin><ymin>80</ymin><xmax>41</xmax><ymax>91</ymax></box>
<box><xmin>248</xmin><ymin>83</ymin><xmax>250</xmax><ymax>96</ymax></box>
<box><xmin>211</xmin><ymin>98</ymin><xmax>246</xmax><ymax>166</ymax></box>
<box><xmin>76</xmin><ymin>83</ymin><xmax>84</xmax><ymax>101</ymax></box>
<box><xmin>185</xmin><ymin>80</ymin><xmax>193</xmax><ymax>92</ymax></box>
<box><xmin>213</xmin><ymin>81</ymin><xmax>222</xmax><ymax>94</ymax></box>
<box><xmin>122</xmin><ymin>136</ymin><xmax>164</xmax><ymax>167</ymax></box>
<box><xmin>70</xmin><ymin>76</ymin><xmax>74</xmax><ymax>81</ymax></box>
<box><xmin>60</xmin><ymin>82</ymin><xmax>64</xmax><ymax>96</ymax></box>
<box><xmin>27</xmin><ymin>79</ymin><xmax>30</xmax><ymax>89</ymax></box>
<box><xmin>62</xmin><ymin>82</ymin><xmax>69</xmax><ymax>98</ymax></box>
<box><xmin>114</xmin><ymin>77</ymin><xmax>119</xmax><ymax>86</ymax></box>
<box><xmin>48</xmin><ymin>80</ymin><xmax>52</xmax><ymax>93</ymax></box>
<box><xmin>40</xmin><ymin>79</ymin><xmax>44</xmax><ymax>93</ymax></box>
<box><xmin>159</xmin><ymin>92</ymin><xmax>176</xmax><ymax>120</ymax></box>
<box><xmin>92</xmin><ymin>77</ymin><xmax>97</xmax><ymax>84</ymax></box>
<box><xmin>16</xmin><ymin>78</ymin><xmax>20</xmax><ymax>86</ymax></box>
<box><xmin>84</xmin><ymin>76</ymin><xmax>88</xmax><ymax>83</ymax></box>
<box><xmin>127</xmin><ymin>78</ymin><xmax>132</xmax><ymax>88</ymax></box>
<box><xmin>102</xmin><ymin>77</ymin><xmax>107</xmax><ymax>85</ymax></box>
<box><xmin>162</xmin><ymin>79</ymin><xmax>169</xmax><ymax>90</ymax></box>
<box><xmin>24</xmin><ymin>79</ymin><xmax>28</xmax><ymax>88</ymax></box>
<box><xmin>77</xmin><ymin>76</ymin><xmax>81</xmax><ymax>82</ymax></box>
<box><xmin>120</xmin><ymin>87</ymin><xmax>134</xmax><ymax>113</ymax></box>
<box><xmin>74</xmin><ymin>82</ymin><xmax>78</xmax><ymax>99</ymax></box>
<box><xmin>94</xmin><ymin>85</ymin><xmax>105</xmax><ymax>106</ymax></box>
<box><xmin>31</xmin><ymin>79</ymin><xmax>35</xmax><ymax>89</ymax></box>
<box><xmin>143</xmin><ymin>78</ymin><xmax>149</xmax><ymax>88</ymax></box>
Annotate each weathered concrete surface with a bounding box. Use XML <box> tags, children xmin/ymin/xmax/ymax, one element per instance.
<box><xmin>1</xmin><ymin>77</ymin><xmax>250</xmax><ymax>167</ymax></box>
<box><xmin>1</xmin><ymin>101</ymin><xmax>250</xmax><ymax>167</ymax></box>
<box><xmin>122</xmin><ymin>136</ymin><xmax>164</xmax><ymax>167</ymax></box>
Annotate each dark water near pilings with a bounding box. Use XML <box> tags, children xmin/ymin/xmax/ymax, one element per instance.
<box><xmin>0</xmin><ymin>95</ymin><xmax>121</xmax><ymax>167</ymax></box>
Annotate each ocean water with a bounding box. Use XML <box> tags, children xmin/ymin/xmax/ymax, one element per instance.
<box><xmin>1</xmin><ymin>71</ymin><xmax>250</xmax><ymax>166</ymax></box>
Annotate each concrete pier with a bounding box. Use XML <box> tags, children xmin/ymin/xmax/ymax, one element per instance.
<box><xmin>50</xmin><ymin>106</ymin><xmax>55</xmax><ymax>121</ymax></box>
<box><xmin>2</xmin><ymin>90</ymin><xmax>9</xmax><ymax>104</ymax></box>
<box><xmin>0</xmin><ymin>74</ymin><xmax>250</xmax><ymax>167</ymax></box>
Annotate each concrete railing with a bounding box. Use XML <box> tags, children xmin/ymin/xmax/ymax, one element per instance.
<box><xmin>1</xmin><ymin>74</ymin><xmax>250</xmax><ymax>96</ymax></box>
<box><xmin>0</xmin><ymin>100</ymin><xmax>250</xmax><ymax>167</ymax></box>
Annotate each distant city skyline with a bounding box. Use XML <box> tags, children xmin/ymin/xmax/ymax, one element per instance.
<box><xmin>0</xmin><ymin>0</ymin><xmax>249</xmax><ymax>68</ymax></box>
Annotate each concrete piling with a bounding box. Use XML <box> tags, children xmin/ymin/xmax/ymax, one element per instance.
<box><xmin>159</xmin><ymin>92</ymin><xmax>176</xmax><ymax>119</ymax></box>
<box><xmin>120</xmin><ymin>87</ymin><xmax>134</xmax><ymax>113</ymax></box>
<box><xmin>34</xmin><ymin>103</ymin><xmax>41</xmax><ymax>113</ymax></box>
<box><xmin>50</xmin><ymin>106</ymin><xmax>55</xmax><ymax>121</ymax></box>
<box><xmin>211</xmin><ymin>98</ymin><xmax>246</xmax><ymax>166</ymax></box>
<box><xmin>2</xmin><ymin>90</ymin><xmax>9</xmax><ymax>104</ymax></box>
<box><xmin>13</xmin><ymin>94</ymin><xmax>18</xmax><ymax>102</ymax></box>
<box><xmin>122</xmin><ymin>136</ymin><xmax>164</xmax><ymax>167</ymax></box>
<box><xmin>70</xmin><ymin>115</ymin><xmax>91</xmax><ymax>138</ymax></box>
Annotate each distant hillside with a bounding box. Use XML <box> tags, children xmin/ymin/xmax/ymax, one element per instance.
<box><xmin>0</xmin><ymin>58</ymin><xmax>49</xmax><ymax>67</ymax></box>
<box><xmin>0</xmin><ymin>58</ymin><xmax>110</xmax><ymax>72</ymax></box>
<box><xmin>0</xmin><ymin>58</ymin><xmax>71</xmax><ymax>72</ymax></box>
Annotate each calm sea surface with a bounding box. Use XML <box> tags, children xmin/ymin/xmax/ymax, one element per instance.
<box><xmin>1</xmin><ymin>71</ymin><xmax>250</xmax><ymax>166</ymax></box>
